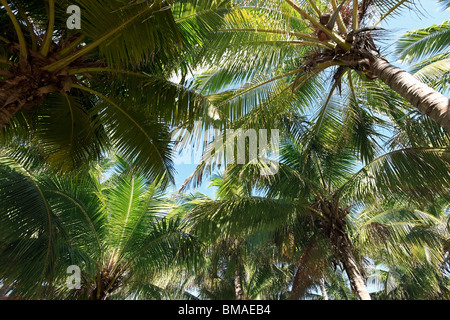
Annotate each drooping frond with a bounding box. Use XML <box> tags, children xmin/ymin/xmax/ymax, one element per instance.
<box><xmin>396</xmin><ymin>20</ymin><xmax>450</xmax><ymax>64</ymax></box>
<box><xmin>340</xmin><ymin>148</ymin><xmax>450</xmax><ymax>206</ymax></box>
<box><xmin>0</xmin><ymin>154</ymin><xmax>64</xmax><ymax>297</ymax></box>
<box><xmin>189</xmin><ymin>196</ymin><xmax>301</xmax><ymax>240</ymax></box>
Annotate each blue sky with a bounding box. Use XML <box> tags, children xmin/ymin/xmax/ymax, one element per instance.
<box><xmin>383</xmin><ymin>0</ymin><xmax>448</xmax><ymax>36</ymax></box>
<box><xmin>169</xmin><ymin>0</ymin><xmax>450</xmax><ymax>198</ymax></box>
<box><xmin>381</xmin><ymin>0</ymin><xmax>449</xmax><ymax>66</ymax></box>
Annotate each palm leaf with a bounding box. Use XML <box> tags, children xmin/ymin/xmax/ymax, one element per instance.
<box><xmin>396</xmin><ymin>20</ymin><xmax>450</xmax><ymax>63</ymax></box>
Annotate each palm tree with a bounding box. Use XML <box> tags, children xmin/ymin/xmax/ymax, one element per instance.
<box><xmin>176</xmin><ymin>175</ymin><xmax>294</xmax><ymax>300</ymax></box>
<box><xmin>179</xmin><ymin>2</ymin><xmax>448</xmax><ymax>193</ymax></box>
<box><xmin>193</xmin><ymin>0</ymin><xmax>449</xmax><ymax>133</ymax></box>
<box><xmin>176</xmin><ymin>2</ymin><xmax>450</xmax><ymax>300</ymax></box>
<box><xmin>187</xmin><ymin>111</ymin><xmax>450</xmax><ymax>300</ymax></box>
<box><xmin>0</xmin><ymin>0</ymin><xmax>229</xmax><ymax>183</ymax></box>
<box><xmin>0</xmin><ymin>153</ymin><xmax>201</xmax><ymax>299</ymax></box>
<box><xmin>355</xmin><ymin>199</ymin><xmax>450</xmax><ymax>299</ymax></box>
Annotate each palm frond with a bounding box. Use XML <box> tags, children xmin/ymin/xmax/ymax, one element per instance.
<box><xmin>0</xmin><ymin>154</ymin><xmax>64</xmax><ymax>297</ymax></box>
<box><xmin>340</xmin><ymin>148</ymin><xmax>450</xmax><ymax>206</ymax></box>
<box><xmin>396</xmin><ymin>20</ymin><xmax>450</xmax><ymax>63</ymax></box>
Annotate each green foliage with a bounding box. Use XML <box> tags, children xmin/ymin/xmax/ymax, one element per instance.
<box><xmin>0</xmin><ymin>154</ymin><xmax>201</xmax><ymax>299</ymax></box>
<box><xmin>0</xmin><ymin>0</ymin><xmax>234</xmax><ymax>186</ymax></box>
<box><xmin>1</xmin><ymin>0</ymin><xmax>449</xmax><ymax>301</ymax></box>
<box><xmin>396</xmin><ymin>20</ymin><xmax>450</xmax><ymax>95</ymax></box>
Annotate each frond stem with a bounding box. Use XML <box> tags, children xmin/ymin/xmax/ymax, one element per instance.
<box><xmin>374</xmin><ymin>0</ymin><xmax>409</xmax><ymax>26</ymax></box>
<box><xmin>352</xmin><ymin>0</ymin><xmax>358</xmax><ymax>30</ymax></box>
<box><xmin>0</xmin><ymin>0</ymin><xmax>27</xmax><ymax>60</ymax></box>
<box><xmin>218</xmin><ymin>67</ymin><xmax>305</xmax><ymax>107</ymax></box>
<box><xmin>44</xmin><ymin>3</ymin><xmax>159</xmax><ymax>72</ymax></box>
<box><xmin>41</xmin><ymin>0</ymin><xmax>55</xmax><ymax>56</ymax></box>
<box><xmin>330</xmin><ymin>0</ymin><xmax>348</xmax><ymax>34</ymax></box>
<box><xmin>216</xmin><ymin>28</ymin><xmax>331</xmax><ymax>46</ymax></box>
<box><xmin>284</xmin><ymin>0</ymin><xmax>349</xmax><ymax>50</ymax></box>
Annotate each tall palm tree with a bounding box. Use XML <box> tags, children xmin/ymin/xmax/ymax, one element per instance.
<box><xmin>0</xmin><ymin>153</ymin><xmax>201</xmax><ymax>299</ymax></box>
<box><xmin>188</xmin><ymin>112</ymin><xmax>450</xmax><ymax>300</ymax></box>
<box><xmin>355</xmin><ymin>201</ymin><xmax>450</xmax><ymax>299</ymax></box>
<box><xmin>177</xmin><ymin>175</ymin><xmax>294</xmax><ymax>300</ymax></box>
<box><xmin>178</xmin><ymin>2</ymin><xmax>450</xmax><ymax>300</ymax></box>
<box><xmin>193</xmin><ymin>0</ymin><xmax>449</xmax><ymax>133</ymax></box>
<box><xmin>0</xmin><ymin>0</ymin><xmax>229</xmax><ymax>184</ymax></box>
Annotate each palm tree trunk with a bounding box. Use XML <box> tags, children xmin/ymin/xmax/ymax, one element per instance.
<box><xmin>234</xmin><ymin>268</ymin><xmax>243</xmax><ymax>300</ymax></box>
<box><xmin>370</xmin><ymin>56</ymin><xmax>450</xmax><ymax>132</ymax></box>
<box><xmin>339</xmin><ymin>247</ymin><xmax>371</xmax><ymax>300</ymax></box>
<box><xmin>327</xmin><ymin>216</ymin><xmax>371</xmax><ymax>300</ymax></box>
<box><xmin>290</xmin><ymin>243</ymin><xmax>318</xmax><ymax>300</ymax></box>
<box><xmin>319</xmin><ymin>278</ymin><xmax>329</xmax><ymax>300</ymax></box>
<box><xmin>233</xmin><ymin>238</ymin><xmax>243</xmax><ymax>300</ymax></box>
<box><xmin>336</xmin><ymin>234</ymin><xmax>371</xmax><ymax>300</ymax></box>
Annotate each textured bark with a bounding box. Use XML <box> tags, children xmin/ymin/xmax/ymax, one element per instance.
<box><xmin>319</xmin><ymin>278</ymin><xmax>329</xmax><ymax>300</ymax></box>
<box><xmin>234</xmin><ymin>268</ymin><xmax>243</xmax><ymax>300</ymax></box>
<box><xmin>0</xmin><ymin>42</ymin><xmax>101</xmax><ymax>130</ymax></box>
<box><xmin>370</xmin><ymin>56</ymin><xmax>450</xmax><ymax>132</ymax></box>
<box><xmin>0</xmin><ymin>101</ymin><xmax>25</xmax><ymax>130</ymax></box>
<box><xmin>312</xmin><ymin>200</ymin><xmax>371</xmax><ymax>300</ymax></box>
<box><xmin>336</xmin><ymin>233</ymin><xmax>371</xmax><ymax>300</ymax></box>
<box><xmin>0</xmin><ymin>75</ymin><xmax>56</xmax><ymax>129</ymax></box>
<box><xmin>290</xmin><ymin>243</ymin><xmax>323</xmax><ymax>300</ymax></box>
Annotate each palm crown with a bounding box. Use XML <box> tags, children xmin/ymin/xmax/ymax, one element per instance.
<box><xmin>0</xmin><ymin>0</ymin><xmax>449</xmax><ymax>301</ymax></box>
<box><xmin>180</xmin><ymin>0</ymin><xmax>449</xmax><ymax>190</ymax></box>
<box><xmin>0</xmin><ymin>0</ymin><xmax>231</xmax><ymax>185</ymax></box>
<box><xmin>187</xmin><ymin>108</ymin><xmax>450</xmax><ymax>299</ymax></box>
<box><xmin>191</xmin><ymin>0</ymin><xmax>449</xmax><ymax>136</ymax></box>
<box><xmin>0</xmin><ymin>154</ymin><xmax>201</xmax><ymax>299</ymax></box>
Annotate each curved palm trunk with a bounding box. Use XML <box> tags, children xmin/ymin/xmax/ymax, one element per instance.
<box><xmin>290</xmin><ymin>221</ymin><xmax>370</xmax><ymax>300</ymax></box>
<box><xmin>334</xmin><ymin>231</ymin><xmax>371</xmax><ymax>300</ymax></box>
<box><xmin>370</xmin><ymin>57</ymin><xmax>450</xmax><ymax>132</ymax></box>
<box><xmin>290</xmin><ymin>243</ymin><xmax>319</xmax><ymax>300</ymax></box>
<box><xmin>233</xmin><ymin>238</ymin><xmax>244</xmax><ymax>300</ymax></box>
<box><xmin>319</xmin><ymin>278</ymin><xmax>329</xmax><ymax>300</ymax></box>
<box><xmin>234</xmin><ymin>268</ymin><xmax>243</xmax><ymax>300</ymax></box>
<box><xmin>338</xmin><ymin>244</ymin><xmax>371</xmax><ymax>300</ymax></box>
<box><xmin>323</xmin><ymin>208</ymin><xmax>371</xmax><ymax>300</ymax></box>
